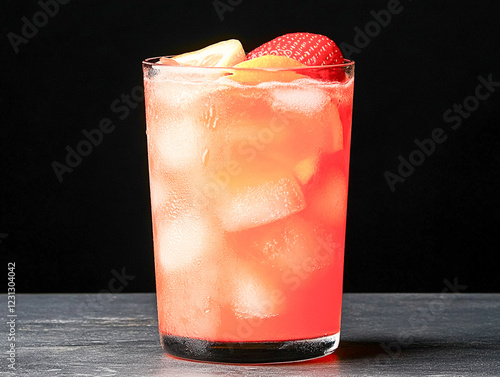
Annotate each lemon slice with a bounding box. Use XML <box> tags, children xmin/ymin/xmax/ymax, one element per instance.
<box><xmin>172</xmin><ymin>39</ymin><xmax>245</xmax><ymax>67</ymax></box>
<box><xmin>230</xmin><ymin>55</ymin><xmax>307</xmax><ymax>84</ymax></box>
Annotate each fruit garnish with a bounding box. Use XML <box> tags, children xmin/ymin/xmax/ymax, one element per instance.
<box><xmin>171</xmin><ymin>39</ymin><xmax>245</xmax><ymax>67</ymax></box>
<box><xmin>247</xmin><ymin>32</ymin><xmax>345</xmax><ymax>81</ymax></box>
<box><xmin>247</xmin><ymin>32</ymin><xmax>344</xmax><ymax>66</ymax></box>
<box><xmin>230</xmin><ymin>55</ymin><xmax>306</xmax><ymax>84</ymax></box>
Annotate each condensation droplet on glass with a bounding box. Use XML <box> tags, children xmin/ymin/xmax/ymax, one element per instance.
<box><xmin>210</xmin><ymin>107</ymin><xmax>218</xmax><ymax>129</ymax></box>
<box><xmin>202</xmin><ymin>148</ymin><xmax>209</xmax><ymax>167</ymax></box>
<box><xmin>207</xmin><ymin>106</ymin><xmax>218</xmax><ymax>129</ymax></box>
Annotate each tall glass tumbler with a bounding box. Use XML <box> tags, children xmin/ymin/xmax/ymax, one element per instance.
<box><xmin>142</xmin><ymin>58</ymin><xmax>355</xmax><ymax>363</ymax></box>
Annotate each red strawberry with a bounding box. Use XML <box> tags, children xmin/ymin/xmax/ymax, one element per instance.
<box><xmin>247</xmin><ymin>32</ymin><xmax>346</xmax><ymax>81</ymax></box>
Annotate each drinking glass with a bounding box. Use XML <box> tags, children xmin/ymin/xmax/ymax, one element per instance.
<box><xmin>142</xmin><ymin>58</ymin><xmax>354</xmax><ymax>363</ymax></box>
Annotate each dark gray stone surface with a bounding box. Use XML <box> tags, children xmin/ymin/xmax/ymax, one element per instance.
<box><xmin>4</xmin><ymin>293</ymin><xmax>499</xmax><ymax>376</ymax></box>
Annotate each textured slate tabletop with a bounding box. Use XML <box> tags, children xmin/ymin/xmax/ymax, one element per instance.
<box><xmin>5</xmin><ymin>293</ymin><xmax>500</xmax><ymax>376</ymax></box>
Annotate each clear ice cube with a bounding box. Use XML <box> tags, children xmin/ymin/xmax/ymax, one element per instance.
<box><xmin>231</xmin><ymin>264</ymin><xmax>281</xmax><ymax>319</ymax></box>
<box><xmin>271</xmin><ymin>87</ymin><xmax>329</xmax><ymax>115</ymax></box>
<box><xmin>217</xmin><ymin>177</ymin><xmax>306</xmax><ymax>232</ymax></box>
<box><xmin>156</xmin><ymin>213</ymin><xmax>215</xmax><ymax>271</ymax></box>
<box><xmin>150</xmin><ymin>118</ymin><xmax>206</xmax><ymax>171</ymax></box>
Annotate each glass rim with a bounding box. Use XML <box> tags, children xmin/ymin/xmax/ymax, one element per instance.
<box><xmin>142</xmin><ymin>56</ymin><xmax>354</xmax><ymax>71</ymax></box>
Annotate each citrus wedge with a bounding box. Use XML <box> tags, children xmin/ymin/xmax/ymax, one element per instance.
<box><xmin>230</xmin><ymin>55</ymin><xmax>307</xmax><ymax>84</ymax></box>
<box><xmin>172</xmin><ymin>39</ymin><xmax>245</xmax><ymax>67</ymax></box>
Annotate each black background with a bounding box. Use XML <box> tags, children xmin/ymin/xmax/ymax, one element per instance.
<box><xmin>1</xmin><ymin>0</ymin><xmax>499</xmax><ymax>293</ymax></box>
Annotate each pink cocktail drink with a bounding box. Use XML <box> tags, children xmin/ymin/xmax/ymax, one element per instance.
<box><xmin>143</xmin><ymin>34</ymin><xmax>354</xmax><ymax>363</ymax></box>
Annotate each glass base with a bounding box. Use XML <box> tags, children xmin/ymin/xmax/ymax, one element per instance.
<box><xmin>160</xmin><ymin>332</ymin><xmax>340</xmax><ymax>364</ymax></box>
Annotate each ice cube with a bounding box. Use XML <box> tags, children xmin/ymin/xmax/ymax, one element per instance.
<box><xmin>263</xmin><ymin>216</ymin><xmax>335</xmax><ymax>272</ymax></box>
<box><xmin>155</xmin><ymin>213</ymin><xmax>217</xmax><ymax>271</ymax></box>
<box><xmin>271</xmin><ymin>87</ymin><xmax>329</xmax><ymax>115</ymax></box>
<box><xmin>270</xmin><ymin>87</ymin><xmax>344</xmax><ymax>154</ymax></box>
<box><xmin>148</xmin><ymin>173</ymin><xmax>173</xmax><ymax>212</ymax></box>
<box><xmin>231</xmin><ymin>264</ymin><xmax>282</xmax><ymax>319</ymax></box>
<box><xmin>149</xmin><ymin>118</ymin><xmax>206</xmax><ymax>171</ymax></box>
<box><xmin>148</xmin><ymin>172</ymin><xmax>192</xmax><ymax>225</ymax></box>
<box><xmin>156</xmin><ymin>260</ymin><xmax>223</xmax><ymax>340</ymax></box>
<box><xmin>144</xmin><ymin>74</ymin><xmax>215</xmax><ymax>134</ymax></box>
<box><xmin>232</xmin><ymin>215</ymin><xmax>331</xmax><ymax>273</ymax></box>
<box><xmin>217</xmin><ymin>177</ymin><xmax>306</xmax><ymax>232</ymax></box>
